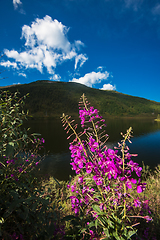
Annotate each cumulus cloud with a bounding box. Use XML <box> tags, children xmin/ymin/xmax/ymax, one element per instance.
<box><xmin>2</xmin><ymin>15</ymin><xmax>87</xmax><ymax>78</ymax></box>
<box><xmin>70</xmin><ymin>70</ymin><xmax>110</xmax><ymax>88</ymax></box>
<box><xmin>100</xmin><ymin>83</ymin><xmax>116</xmax><ymax>91</ymax></box>
<box><xmin>21</xmin><ymin>17</ymin><xmax>71</xmax><ymax>51</ymax></box>
<box><xmin>0</xmin><ymin>60</ymin><xmax>18</xmax><ymax>68</ymax></box>
<box><xmin>13</xmin><ymin>0</ymin><xmax>22</xmax><ymax>9</ymax></box>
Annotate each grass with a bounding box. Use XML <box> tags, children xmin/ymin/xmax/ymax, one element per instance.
<box><xmin>126</xmin><ymin>164</ymin><xmax>160</xmax><ymax>239</ymax></box>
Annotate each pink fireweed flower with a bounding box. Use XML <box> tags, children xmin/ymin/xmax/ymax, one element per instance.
<box><xmin>107</xmin><ymin>163</ymin><xmax>119</xmax><ymax>179</ymax></box>
<box><xmin>135</xmin><ymin>166</ymin><xmax>142</xmax><ymax>177</ymax></box>
<box><xmin>96</xmin><ymin>148</ymin><xmax>103</xmax><ymax>158</ymax></box>
<box><xmin>137</xmin><ymin>179</ymin><xmax>146</xmax><ymax>193</ymax></box>
<box><xmin>70</xmin><ymin>142</ymin><xmax>87</xmax><ymax>171</ymax></box>
<box><xmin>70</xmin><ymin>162</ymin><xmax>80</xmax><ymax>174</ymax></box>
<box><xmin>70</xmin><ymin>196</ymin><xmax>80</xmax><ymax>215</ymax></box>
<box><xmin>84</xmin><ymin>195</ymin><xmax>89</xmax><ymax>204</ymax></box>
<box><xmin>82</xmin><ymin>186</ymin><xmax>89</xmax><ymax>194</ymax></box>
<box><xmin>93</xmin><ymin>175</ymin><xmax>103</xmax><ymax>185</ymax></box>
<box><xmin>120</xmin><ymin>176</ymin><xmax>137</xmax><ymax>189</ymax></box>
<box><xmin>86</xmin><ymin>162</ymin><xmax>93</xmax><ymax>174</ymax></box>
<box><xmin>143</xmin><ymin>215</ymin><xmax>152</xmax><ymax>222</ymax></box>
<box><xmin>71</xmin><ymin>183</ymin><xmax>77</xmax><ymax>192</ymax></box>
<box><xmin>133</xmin><ymin>198</ymin><xmax>141</xmax><ymax>207</ymax></box>
<box><xmin>78</xmin><ymin>176</ymin><xmax>84</xmax><ymax>184</ymax></box>
<box><xmin>125</xmin><ymin>178</ymin><xmax>137</xmax><ymax>189</ymax></box>
<box><xmin>127</xmin><ymin>160</ymin><xmax>142</xmax><ymax>177</ymax></box>
<box><xmin>88</xmin><ymin>136</ymin><xmax>99</xmax><ymax>152</ymax></box>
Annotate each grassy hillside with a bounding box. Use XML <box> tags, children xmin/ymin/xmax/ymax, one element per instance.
<box><xmin>1</xmin><ymin>80</ymin><xmax>160</xmax><ymax>118</ymax></box>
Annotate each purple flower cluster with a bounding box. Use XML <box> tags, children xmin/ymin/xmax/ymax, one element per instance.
<box><xmin>69</xmin><ymin>134</ymin><xmax>147</xmax><ymax>214</ymax></box>
<box><xmin>62</xmin><ymin>94</ymin><xmax>152</xmax><ymax>239</ymax></box>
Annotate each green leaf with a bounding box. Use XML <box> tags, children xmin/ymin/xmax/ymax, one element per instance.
<box><xmin>92</xmin><ymin>204</ymin><xmax>101</xmax><ymax>213</ymax></box>
<box><xmin>88</xmin><ymin>221</ymin><xmax>95</xmax><ymax>228</ymax></box>
<box><xmin>103</xmin><ymin>228</ymin><xmax>110</xmax><ymax>238</ymax></box>
<box><xmin>113</xmin><ymin>231</ymin><xmax>122</xmax><ymax>240</ymax></box>
<box><xmin>101</xmin><ymin>216</ymin><xmax>114</xmax><ymax>229</ymax></box>
<box><xmin>95</xmin><ymin>218</ymin><xmax>98</xmax><ymax>229</ymax></box>
<box><xmin>32</xmin><ymin>133</ymin><xmax>41</xmax><ymax>136</ymax></box>
<box><xmin>127</xmin><ymin>230</ymin><xmax>137</xmax><ymax>238</ymax></box>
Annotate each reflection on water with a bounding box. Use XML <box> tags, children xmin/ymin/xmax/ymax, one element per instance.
<box><xmin>23</xmin><ymin>118</ymin><xmax>160</xmax><ymax>180</ymax></box>
<box><xmin>38</xmin><ymin>153</ymin><xmax>73</xmax><ymax>181</ymax></box>
<box><xmin>130</xmin><ymin>130</ymin><xmax>160</xmax><ymax>167</ymax></box>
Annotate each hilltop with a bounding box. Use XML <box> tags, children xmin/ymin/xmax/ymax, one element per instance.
<box><xmin>1</xmin><ymin>80</ymin><xmax>160</xmax><ymax>118</ymax></box>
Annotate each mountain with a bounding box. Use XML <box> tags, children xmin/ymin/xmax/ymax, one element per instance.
<box><xmin>1</xmin><ymin>80</ymin><xmax>160</xmax><ymax>118</ymax></box>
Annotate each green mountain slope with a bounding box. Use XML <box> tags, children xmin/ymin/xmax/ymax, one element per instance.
<box><xmin>1</xmin><ymin>80</ymin><xmax>160</xmax><ymax>117</ymax></box>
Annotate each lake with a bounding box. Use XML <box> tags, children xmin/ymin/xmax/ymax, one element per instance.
<box><xmin>23</xmin><ymin>117</ymin><xmax>160</xmax><ymax>181</ymax></box>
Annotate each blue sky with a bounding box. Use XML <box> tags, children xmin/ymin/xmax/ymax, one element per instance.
<box><xmin>0</xmin><ymin>0</ymin><xmax>160</xmax><ymax>102</ymax></box>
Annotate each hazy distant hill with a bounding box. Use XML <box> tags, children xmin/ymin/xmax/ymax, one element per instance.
<box><xmin>1</xmin><ymin>80</ymin><xmax>160</xmax><ymax>118</ymax></box>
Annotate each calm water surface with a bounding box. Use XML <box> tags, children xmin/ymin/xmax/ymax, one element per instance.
<box><xmin>24</xmin><ymin>118</ymin><xmax>160</xmax><ymax>180</ymax></box>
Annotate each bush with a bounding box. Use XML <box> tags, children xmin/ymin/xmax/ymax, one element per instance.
<box><xmin>0</xmin><ymin>91</ymin><xmax>62</xmax><ymax>239</ymax></box>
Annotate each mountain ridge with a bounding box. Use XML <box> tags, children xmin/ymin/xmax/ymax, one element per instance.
<box><xmin>1</xmin><ymin>80</ymin><xmax>160</xmax><ymax>118</ymax></box>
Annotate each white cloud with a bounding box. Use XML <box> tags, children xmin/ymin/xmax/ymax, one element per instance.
<box><xmin>2</xmin><ymin>15</ymin><xmax>87</xmax><ymax>78</ymax></box>
<box><xmin>49</xmin><ymin>74</ymin><xmax>61</xmax><ymax>81</ymax></box>
<box><xmin>74</xmin><ymin>40</ymin><xmax>85</xmax><ymax>51</ymax></box>
<box><xmin>21</xmin><ymin>17</ymin><xmax>71</xmax><ymax>51</ymax></box>
<box><xmin>18</xmin><ymin>72</ymin><xmax>27</xmax><ymax>78</ymax></box>
<box><xmin>0</xmin><ymin>60</ymin><xmax>18</xmax><ymax>68</ymax></box>
<box><xmin>70</xmin><ymin>70</ymin><xmax>110</xmax><ymax>87</ymax></box>
<box><xmin>100</xmin><ymin>83</ymin><xmax>116</xmax><ymax>91</ymax></box>
<box><xmin>13</xmin><ymin>82</ymin><xmax>21</xmax><ymax>85</ymax></box>
<box><xmin>74</xmin><ymin>54</ymin><xmax>88</xmax><ymax>69</ymax></box>
<box><xmin>13</xmin><ymin>0</ymin><xmax>22</xmax><ymax>10</ymax></box>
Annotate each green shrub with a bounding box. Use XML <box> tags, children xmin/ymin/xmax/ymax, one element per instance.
<box><xmin>0</xmin><ymin>91</ymin><xmax>62</xmax><ymax>239</ymax></box>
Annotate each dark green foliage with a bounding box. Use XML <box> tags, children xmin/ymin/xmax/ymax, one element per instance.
<box><xmin>1</xmin><ymin>80</ymin><xmax>160</xmax><ymax>118</ymax></box>
<box><xmin>0</xmin><ymin>90</ymin><xmax>61</xmax><ymax>239</ymax></box>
